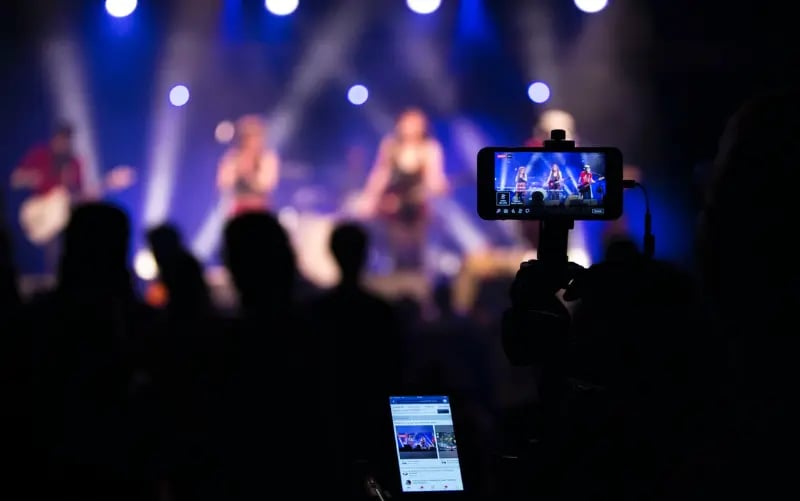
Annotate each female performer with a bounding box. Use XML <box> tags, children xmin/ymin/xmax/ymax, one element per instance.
<box><xmin>546</xmin><ymin>163</ymin><xmax>563</xmax><ymax>200</ymax></box>
<box><xmin>216</xmin><ymin>115</ymin><xmax>280</xmax><ymax>216</ymax></box>
<box><xmin>514</xmin><ymin>166</ymin><xmax>528</xmax><ymax>202</ymax></box>
<box><xmin>359</xmin><ymin>108</ymin><xmax>447</xmax><ymax>271</ymax></box>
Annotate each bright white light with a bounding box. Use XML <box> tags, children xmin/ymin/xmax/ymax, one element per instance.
<box><xmin>527</xmin><ymin>81</ymin><xmax>551</xmax><ymax>104</ymax></box>
<box><xmin>215</xmin><ymin>120</ymin><xmax>235</xmax><ymax>143</ymax></box>
<box><xmin>265</xmin><ymin>0</ymin><xmax>299</xmax><ymax>16</ymax></box>
<box><xmin>574</xmin><ymin>0</ymin><xmax>608</xmax><ymax>14</ymax></box>
<box><xmin>105</xmin><ymin>0</ymin><xmax>137</xmax><ymax>18</ymax></box>
<box><xmin>134</xmin><ymin>249</ymin><xmax>159</xmax><ymax>281</ymax></box>
<box><xmin>347</xmin><ymin>84</ymin><xmax>369</xmax><ymax>105</ymax></box>
<box><xmin>168</xmin><ymin>85</ymin><xmax>190</xmax><ymax>107</ymax></box>
<box><xmin>407</xmin><ymin>0</ymin><xmax>442</xmax><ymax>15</ymax></box>
<box><xmin>568</xmin><ymin>247</ymin><xmax>592</xmax><ymax>269</ymax></box>
<box><xmin>437</xmin><ymin>252</ymin><xmax>462</xmax><ymax>277</ymax></box>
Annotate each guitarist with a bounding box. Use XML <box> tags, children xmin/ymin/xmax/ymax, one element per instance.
<box><xmin>578</xmin><ymin>164</ymin><xmax>596</xmax><ymax>200</ymax></box>
<box><xmin>359</xmin><ymin>108</ymin><xmax>447</xmax><ymax>271</ymax></box>
<box><xmin>10</xmin><ymin>123</ymin><xmax>83</xmax><ymax>271</ymax></box>
<box><xmin>11</xmin><ymin>123</ymin><xmax>83</xmax><ymax>199</ymax></box>
<box><xmin>546</xmin><ymin>163</ymin><xmax>563</xmax><ymax>200</ymax></box>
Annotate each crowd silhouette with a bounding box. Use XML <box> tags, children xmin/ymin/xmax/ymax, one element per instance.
<box><xmin>4</xmin><ymin>89</ymin><xmax>799</xmax><ymax>499</ymax></box>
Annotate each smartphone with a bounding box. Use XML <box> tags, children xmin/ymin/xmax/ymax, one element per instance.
<box><xmin>477</xmin><ymin>146</ymin><xmax>623</xmax><ymax>220</ymax></box>
<box><xmin>389</xmin><ymin>395</ymin><xmax>465</xmax><ymax>494</ymax></box>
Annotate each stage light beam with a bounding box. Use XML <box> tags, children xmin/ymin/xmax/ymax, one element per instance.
<box><xmin>407</xmin><ymin>0</ymin><xmax>442</xmax><ymax>15</ymax></box>
<box><xmin>574</xmin><ymin>0</ymin><xmax>608</xmax><ymax>14</ymax></box>
<box><xmin>347</xmin><ymin>84</ymin><xmax>369</xmax><ymax>105</ymax></box>
<box><xmin>527</xmin><ymin>81</ymin><xmax>551</xmax><ymax>104</ymax></box>
<box><xmin>265</xmin><ymin>0</ymin><xmax>299</xmax><ymax>16</ymax></box>
<box><xmin>169</xmin><ymin>85</ymin><xmax>190</xmax><ymax>107</ymax></box>
<box><xmin>105</xmin><ymin>0</ymin><xmax>138</xmax><ymax>18</ymax></box>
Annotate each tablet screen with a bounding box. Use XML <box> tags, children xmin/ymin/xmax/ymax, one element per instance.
<box><xmin>389</xmin><ymin>396</ymin><xmax>464</xmax><ymax>492</ymax></box>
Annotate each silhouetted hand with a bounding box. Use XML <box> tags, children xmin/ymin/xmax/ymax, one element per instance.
<box><xmin>502</xmin><ymin>259</ymin><xmax>584</xmax><ymax>367</ymax></box>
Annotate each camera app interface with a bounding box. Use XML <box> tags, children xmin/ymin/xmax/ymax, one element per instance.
<box><xmin>494</xmin><ymin>151</ymin><xmax>607</xmax><ymax>217</ymax></box>
<box><xmin>390</xmin><ymin>396</ymin><xmax>464</xmax><ymax>493</ymax></box>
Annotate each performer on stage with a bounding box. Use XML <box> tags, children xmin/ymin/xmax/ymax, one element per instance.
<box><xmin>578</xmin><ymin>164</ymin><xmax>595</xmax><ymax>199</ymax></box>
<box><xmin>546</xmin><ymin>163</ymin><xmax>563</xmax><ymax>200</ymax></box>
<box><xmin>11</xmin><ymin>123</ymin><xmax>84</xmax><ymax>271</ymax></box>
<box><xmin>12</xmin><ymin>123</ymin><xmax>84</xmax><ymax>199</ymax></box>
<box><xmin>514</xmin><ymin>166</ymin><xmax>528</xmax><ymax>203</ymax></box>
<box><xmin>216</xmin><ymin>115</ymin><xmax>280</xmax><ymax>216</ymax></box>
<box><xmin>359</xmin><ymin>108</ymin><xmax>447</xmax><ymax>271</ymax></box>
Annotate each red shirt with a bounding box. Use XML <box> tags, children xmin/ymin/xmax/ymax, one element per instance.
<box><xmin>18</xmin><ymin>144</ymin><xmax>83</xmax><ymax>195</ymax></box>
<box><xmin>579</xmin><ymin>171</ymin><xmax>593</xmax><ymax>185</ymax></box>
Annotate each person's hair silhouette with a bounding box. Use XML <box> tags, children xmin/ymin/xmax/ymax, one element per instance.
<box><xmin>147</xmin><ymin>224</ymin><xmax>182</xmax><ymax>262</ymax></box>
<box><xmin>59</xmin><ymin>202</ymin><xmax>130</xmax><ymax>294</ymax></box>
<box><xmin>698</xmin><ymin>88</ymin><xmax>800</xmax><ymax>302</ymax></box>
<box><xmin>223</xmin><ymin>212</ymin><xmax>295</xmax><ymax>312</ymax></box>
<box><xmin>147</xmin><ymin>223</ymin><xmax>211</xmax><ymax>313</ymax></box>
<box><xmin>330</xmin><ymin>222</ymin><xmax>368</xmax><ymax>286</ymax></box>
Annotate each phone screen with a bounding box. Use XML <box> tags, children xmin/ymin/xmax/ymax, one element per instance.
<box><xmin>477</xmin><ymin>146</ymin><xmax>623</xmax><ymax>220</ymax></box>
<box><xmin>494</xmin><ymin>150</ymin><xmax>609</xmax><ymax>217</ymax></box>
<box><xmin>389</xmin><ymin>396</ymin><xmax>464</xmax><ymax>493</ymax></box>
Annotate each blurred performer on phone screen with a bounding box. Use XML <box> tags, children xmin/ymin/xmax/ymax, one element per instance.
<box><xmin>217</xmin><ymin>115</ymin><xmax>280</xmax><ymax>216</ymax></box>
<box><xmin>358</xmin><ymin>108</ymin><xmax>448</xmax><ymax>271</ymax></box>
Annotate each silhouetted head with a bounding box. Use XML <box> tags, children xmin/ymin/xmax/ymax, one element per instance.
<box><xmin>432</xmin><ymin>279</ymin><xmax>453</xmax><ymax>318</ymax></box>
<box><xmin>146</xmin><ymin>224</ymin><xmax>183</xmax><ymax>264</ymax></box>
<box><xmin>330</xmin><ymin>222</ymin><xmax>368</xmax><ymax>285</ymax></box>
<box><xmin>224</xmin><ymin>212</ymin><xmax>295</xmax><ymax>310</ymax></box>
<box><xmin>59</xmin><ymin>203</ymin><xmax>130</xmax><ymax>293</ymax></box>
<box><xmin>604</xmin><ymin>237</ymin><xmax>641</xmax><ymax>263</ymax></box>
<box><xmin>697</xmin><ymin>88</ymin><xmax>800</xmax><ymax>304</ymax></box>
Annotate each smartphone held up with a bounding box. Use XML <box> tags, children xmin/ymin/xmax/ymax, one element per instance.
<box><xmin>477</xmin><ymin>145</ymin><xmax>623</xmax><ymax>221</ymax></box>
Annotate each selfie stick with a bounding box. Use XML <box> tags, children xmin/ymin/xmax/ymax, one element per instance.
<box><xmin>537</xmin><ymin>129</ymin><xmax>575</xmax><ymax>265</ymax></box>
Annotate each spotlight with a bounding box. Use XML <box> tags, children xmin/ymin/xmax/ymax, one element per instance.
<box><xmin>105</xmin><ymin>0</ymin><xmax>137</xmax><ymax>18</ymax></box>
<box><xmin>169</xmin><ymin>85</ymin><xmax>190</xmax><ymax>107</ymax></box>
<box><xmin>406</xmin><ymin>0</ymin><xmax>442</xmax><ymax>15</ymax></box>
<box><xmin>347</xmin><ymin>84</ymin><xmax>369</xmax><ymax>106</ymax></box>
<box><xmin>574</xmin><ymin>0</ymin><xmax>608</xmax><ymax>14</ymax></box>
<box><xmin>134</xmin><ymin>249</ymin><xmax>158</xmax><ymax>281</ymax></box>
<box><xmin>527</xmin><ymin>81</ymin><xmax>551</xmax><ymax>104</ymax></box>
<box><xmin>215</xmin><ymin>120</ymin><xmax>235</xmax><ymax>143</ymax></box>
<box><xmin>265</xmin><ymin>0</ymin><xmax>299</xmax><ymax>16</ymax></box>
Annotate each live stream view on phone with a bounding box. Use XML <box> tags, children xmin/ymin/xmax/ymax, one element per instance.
<box><xmin>495</xmin><ymin>151</ymin><xmax>608</xmax><ymax>217</ymax></box>
<box><xmin>390</xmin><ymin>396</ymin><xmax>464</xmax><ymax>493</ymax></box>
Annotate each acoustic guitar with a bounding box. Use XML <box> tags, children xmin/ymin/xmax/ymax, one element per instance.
<box><xmin>18</xmin><ymin>166</ymin><xmax>135</xmax><ymax>244</ymax></box>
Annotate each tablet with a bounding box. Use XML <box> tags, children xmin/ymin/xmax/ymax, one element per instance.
<box><xmin>389</xmin><ymin>396</ymin><xmax>465</xmax><ymax>493</ymax></box>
